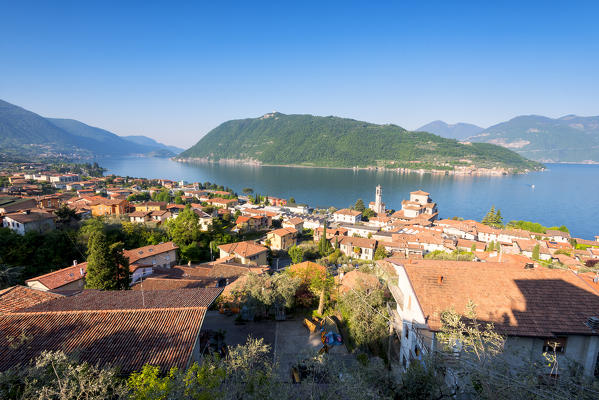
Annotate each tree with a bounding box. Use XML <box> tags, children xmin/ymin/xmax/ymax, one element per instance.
<box><xmin>471</xmin><ymin>244</ymin><xmax>476</xmax><ymax>252</ymax></box>
<box><xmin>481</xmin><ymin>206</ymin><xmax>503</xmax><ymax>228</ymax></box>
<box><xmin>338</xmin><ymin>287</ymin><xmax>389</xmax><ymax>350</ymax></box>
<box><xmin>165</xmin><ymin>206</ymin><xmax>202</xmax><ymax>246</ymax></box>
<box><xmin>288</xmin><ymin>245</ymin><xmax>304</xmax><ymax>264</ymax></box>
<box><xmin>174</xmin><ymin>195</ymin><xmax>184</xmax><ymax>205</ymax></box>
<box><xmin>288</xmin><ymin>197</ymin><xmax>296</xmax><ymax>204</ymax></box>
<box><xmin>318</xmin><ymin>222</ymin><xmax>333</xmax><ymax>257</ymax></box>
<box><xmin>0</xmin><ymin>351</ymin><xmax>128</xmax><ymax>400</ymax></box>
<box><xmin>85</xmin><ymin>231</ymin><xmax>130</xmax><ymax>290</ymax></box>
<box><xmin>374</xmin><ymin>245</ymin><xmax>389</xmax><ymax>261</ymax></box>
<box><xmin>54</xmin><ymin>204</ymin><xmax>80</xmax><ymax>224</ymax></box>
<box><xmin>354</xmin><ymin>198</ymin><xmax>365</xmax><ymax>212</ymax></box>
<box><xmin>0</xmin><ymin>264</ymin><xmax>23</xmax><ymax>289</ymax></box>
<box><xmin>362</xmin><ymin>208</ymin><xmax>375</xmax><ymax>220</ymax></box>
<box><xmin>487</xmin><ymin>241</ymin><xmax>494</xmax><ymax>252</ymax></box>
<box><xmin>532</xmin><ymin>243</ymin><xmax>540</xmax><ymax>260</ymax></box>
<box><xmin>242</xmin><ymin>187</ymin><xmax>254</xmax><ymax>195</ymax></box>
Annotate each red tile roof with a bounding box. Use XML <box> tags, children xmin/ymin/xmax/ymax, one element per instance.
<box><xmin>0</xmin><ymin>307</ymin><xmax>206</xmax><ymax>373</ymax></box>
<box><xmin>25</xmin><ymin>263</ymin><xmax>88</xmax><ymax>290</ymax></box>
<box><xmin>23</xmin><ymin>288</ymin><xmax>222</xmax><ymax>312</ymax></box>
<box><xmin>123</xmin><ymin>242</ymin><xmax>178</xmax><ymax>265</ymax></box>
<box><xmin>334</xmin><ymin>208</ymin><xmax>362</xmax><ymax>216</ymax></box>
<box><xmin>395</xmin><ymin>259</ymin><xmax>599</xmax><ymax>337</ymax></box>
<box><xmin>0</xmin><ymin>288</ymin><xmax>222</xmax><ymax>373</ymax></box>
<box><xmin>269</xmin><ymin>227</ymin><xmax>297</xmax><ymax>237</ymax></box>
<box><xmin>218</xmin><ymin>241</ymin><xmax>268</xmax><ymax>258</ymax></box>
<box><xmin>0</xmin><ymin>286</ymin><xmax>62</xmax><ymax>313</ymax></box>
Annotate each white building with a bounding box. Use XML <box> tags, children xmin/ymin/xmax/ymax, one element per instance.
<box><xmin>2</xmin><ymin>210</ymin><xmax>56</xmax><ymax>235</ymax></box>
<box><xmin>384</xmin><ymin>258</ymin><xmax>599</xmax><ymax>378</ymax></box>
<box><xmin>333</xmin><ymin>208</ymin><xmax>362</xmax><ymax>224</ymax></box>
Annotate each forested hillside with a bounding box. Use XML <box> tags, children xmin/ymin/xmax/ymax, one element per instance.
<box><xmin>178</xmin><ymin>113</ymin><xmax>542</xmax><ymax>171</ymax></box>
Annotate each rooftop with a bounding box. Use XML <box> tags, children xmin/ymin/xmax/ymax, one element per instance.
<box><xmin>0</xmin><ymin>286</ymin><xmax>62</xmax><ymax>313</ymax></box>
<box><xmin>391</xmin><ymin>259</ymin><xmax>599</xmax><ymax>337</ymax></box>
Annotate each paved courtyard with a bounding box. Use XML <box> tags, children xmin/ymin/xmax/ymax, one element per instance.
<box><xmin>201</xmin><ymin>310</ymin><xmax>349</xmax><ymax>381</ymax></box>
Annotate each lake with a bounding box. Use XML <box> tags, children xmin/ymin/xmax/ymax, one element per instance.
<box><xmin>98</xmin><ymin>157</ymin><xmax>599</xmax><ymax>240</ymax></box>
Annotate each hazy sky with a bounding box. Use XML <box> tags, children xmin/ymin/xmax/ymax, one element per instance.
<box><xmin>1</xmin><ymin>1</ymin><xmax>598</xmax><ymax>147</ymax></box>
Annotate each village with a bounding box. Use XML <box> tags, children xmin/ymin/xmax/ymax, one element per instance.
<box><xmin>1</xmin><ymin>161</ymin><xmax>599</xmax><ymax>397</ymax></box>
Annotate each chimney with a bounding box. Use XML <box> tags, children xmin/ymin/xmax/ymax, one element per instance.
<box><xmin>79</xmin><ymin>268</ymin><xmax>85</xmax><ymax>276</ymax></box>
<box><xmin>188</xmin><ymin>260</ymin><xmax>191</xmax><ymax>267</ymax></box>
<box><xmin>73</xmin><ymin>260</ymin><xmax>77</xmax><ymax>267</ymax></box>
<box><xmin>438</xmin><ymin>275</ymin><xmax>444</xmax><ymax>284</ymax></box>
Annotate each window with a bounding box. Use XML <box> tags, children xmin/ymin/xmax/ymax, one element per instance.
<box><xmin>543</xmin><ymin>337</ymin><xmax>567</xmax><ymax>353</ymax></box>
<box><xmin>402</xmin><ymin>355</ymin><xmax>407</xmax><ymax>368</ymax></box>
<box><xmin>414</xmin><ymin>346</ymin><xmax>420</xmax><ymax>357</ymax></box>
<box><xmin>404</xmin><ymin>325</ymin><xmax>409</xmax><ymax>339</ymax></box>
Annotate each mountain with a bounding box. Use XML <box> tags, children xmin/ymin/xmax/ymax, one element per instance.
<box><xmin>418</xmin><ymin>120</ymin><xmax>484</xmax><ymax>140</ymax></box>
<box><xmin>0</xmin><ymin>99</ymin><xmax>178</xmax><ymax>159</ymax></box>
<box><xmin>123</xmin><ymin>135</ymin><xmax>184</xmax><ymax>155</ymax></box>
<box><xmin>468</xmin><ymin>115</ymin><xmax>599</xmax><ymax>163</ymax></box>
<box><xmin>178</xmin><ymin>112</ymin><xmax>542</xmax><ymax>172</ymax></box>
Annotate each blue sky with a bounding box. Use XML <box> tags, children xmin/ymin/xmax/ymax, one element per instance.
<box><xmin>1</xmin><ymin>1</ymin><xmax>598</xmax><ymax>147</ymax></box>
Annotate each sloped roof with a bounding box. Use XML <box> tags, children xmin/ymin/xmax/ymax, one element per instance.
<box><xmin>0</xmin><ymin>288</ymin><xmax>222</xmax><ymax>373</ymax></box>
<box><xmin>218</xmin><ymin>241</ymin><xmax>268</xmax><ymax>258</ymax></box>
<box><xmin>396</xmin><ymin>259</ymin><xmax>599</xmax><ymax>337</ymax></box>
<box><xmin>25</xmin><ymin>263</ymin><xmax>88</xmax><ymax>290</ymax></box>
<box><xmin>123</xmin><ymin>242</ymin><xmax>178</xmax><ymax>265</ymax></box>
<box><xmin>23</xmin><ymin>288</ymin><xmax>222</xmax><ymax>312</ymax></box>
<box><xmin>0</xmin><ymin>286</ymin><xmax>62</xmax><ymax>313</ymax></box>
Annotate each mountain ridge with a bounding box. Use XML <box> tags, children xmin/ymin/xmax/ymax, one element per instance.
<box><xmin>178</xmin><ymin>112</ymin><xmax>542</xmax><ymax>172</ymax></box>
<box><xmin>417</xmin><ymin>120</ymin><xmax>485</xmax><ymax>140</ymax></box>
<box><xmin>0</xmin><ymin>99</ymin><xmax>180</xmax><ymax>159</ymax></box>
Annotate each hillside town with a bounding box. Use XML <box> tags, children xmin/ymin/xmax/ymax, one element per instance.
<box><xmin>1</xmin><ymin>161</ymin><xmax>599</xmax><ymax>398</ymax></box>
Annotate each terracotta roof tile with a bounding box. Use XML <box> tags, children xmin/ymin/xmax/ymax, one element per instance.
<box><xmin>25</xmin><ymin>263</ymin><xmax>88</xmax><ymax>290</ymax></box>
<box><xmin>0</xmin><ymin>286</ymin><xmax>62</xmax><ymax>313</ymax></box>
<box><xmin>218</xmin><ymin>241</ymin><xmax>268</xmax><ymax>258</ymax></box>
<box><xmin>393</xmin><ymin>259</ymin><xmax>599</xmax><ymax>337</ymax></box>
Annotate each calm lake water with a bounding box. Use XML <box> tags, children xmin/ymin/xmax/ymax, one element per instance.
<box><xmin>99</xmin><ymin>157</ymin><xmax>599</xmax><ymax>240</ymax></box>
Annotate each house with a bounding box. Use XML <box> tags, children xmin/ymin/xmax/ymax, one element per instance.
<box><xmin>456</xmin><ymin>238</ymin><xmax>486</xmax><ymax>253</ymax></box>
<box><xmin>0</xmin><ymin>288</ymin><xmax>222</xmax><ymax>374</ymax></box>
<box><xmin>242</xmin><ymin>208</ymin><xmax>276</xmax><ymax>227</ymax></box>
<box><xmin>89</xmin><ymin>198</ymin><xmax>129</xmax><ymax>216</ymax></box>
<box><xmin>385</xmin><ymin>258</ymin><xmax>599</xmax><ymax>377</ymax></box>
<box><xmin>282</xmin><ymin>217</ymin><xmax>304</xmax><ymax>232</ymax></box>
<box><xmin>234</xmin><ymin>214</ymin><xmax>267</xmax><ymax>232</ymax></box>
<box><xmin>2</xmin><ymin>209</ymin><xmax>56</xmax><ymax>235</ymax></box>
<box><xmin>338</xmin><ymin>236</ymin><xmax>377</xmax><ymax>260</ymax></box>
<box><xmin>129</xmin><ymin>210</ymin><xmax>153</xmax><ymax>223</ymax></box>
<box><xmin>435</xmin><ymin>219</ymin><xmax>478</xmax><ymax>240</ymax></box>
<box><xmin>333</xmin><ymin>208</ymin><xmax>362</xmax><ymax>224</ymax></box>
<box><xmin>135</xmin><ymin>201</ymin><xmax>167</xmax><ymax>212</ymax></box>
<box><xmin>514</xmin><ymin>239</ymin><xmax>552</xmax><ymax>260</ymax></box>
<box><xmin>192</xmin><ymin>209</ymin><xmax>214</xmax><ymax>230</ymax></box>
<box><xmin>545</xmin><ymin>230</ymin><xmax>571</xmax><ymax>243</ymax></box>
<box><xmin>0</xmin><ymin>196</ymin><xmax>37</xmax><ymax>213</ymax></box>
<box><xmin>124</xmin><ymin>241</ymin><xmax>179</xmax><ymax>282</ymax></box>
<box><xmin>313</xmin><ymin>226</ymin><xmax>348</xmax><ymax>243</ymax></box>
<box><xmin>26</xmin><ymin>261</ymin><xmax>88</xmax><ymax>292</ymax></box>
<box><xmin>207</xmin><ymin>197</ymin><xmax>238</xmax><ymax>209</ymax></box>
<box><xmin>150</xmin><ymin>209</ymin><xmax>172</xmax><ymax>223</ymax></box>
<box><xmin>338</xmin><ymin>223</ymin><xmax>379</xmax><ymax>238</ymax></box>
<box><xmin>49</xmin><ymin>174</ymin><xmax>80</xmax><ymax>183</ymax></box>
<box><xmin>391</xmin><ymin>190</ymin><xmax>438</xmax><ymax>222</ymax></box>
<box><xmin>267</xmin><ymin>227</ymin><xmax>298</xmax><ymax>250</ymax></box>
<box><xmin>218</xmin><ymin>241</ymin><xmax>269</xmax><ymax>266</ymax></box>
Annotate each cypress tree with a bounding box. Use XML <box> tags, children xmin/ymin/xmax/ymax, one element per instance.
<box><xmin>86</xmin><ymin>231</ymin><xmax>129</xmax><ymax>290</ymax></box>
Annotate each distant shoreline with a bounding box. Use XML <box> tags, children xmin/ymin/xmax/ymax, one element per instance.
<box><xmin>174</xmin><ymin>157</ymin><xmax>541</xmax><ymax>176</ymax></box>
